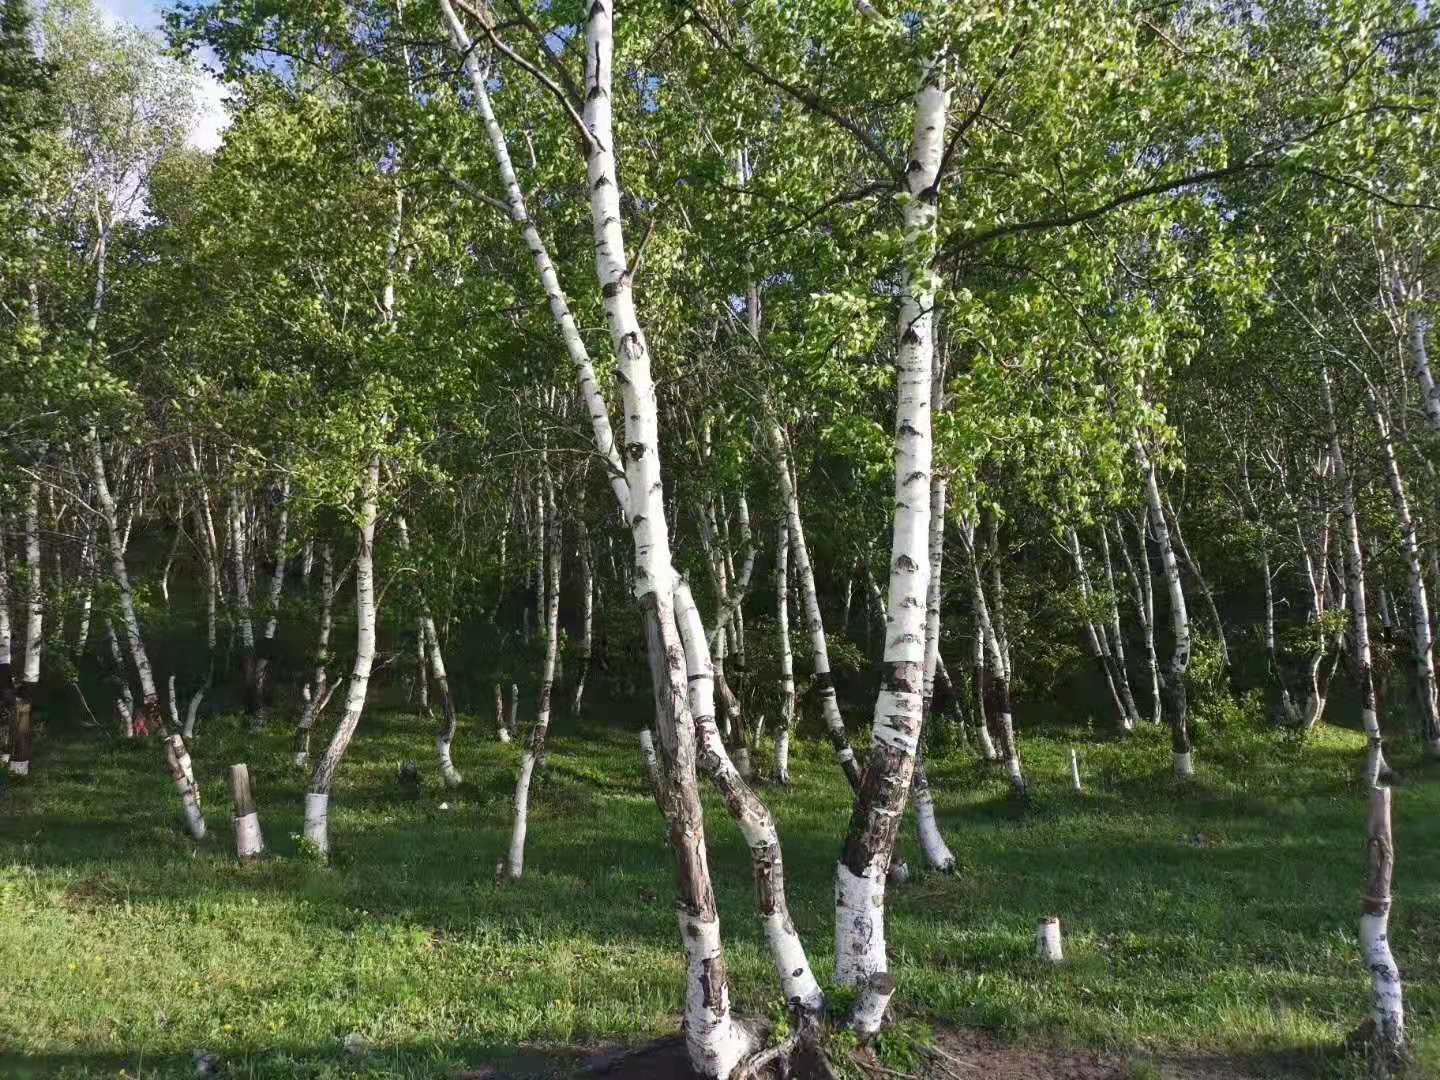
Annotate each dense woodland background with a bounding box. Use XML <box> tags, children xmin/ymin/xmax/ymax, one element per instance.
<box><xmin>3</xmin><ymin>0</ymin><xmax>1440</xmax><ymax>1077</ymax></box>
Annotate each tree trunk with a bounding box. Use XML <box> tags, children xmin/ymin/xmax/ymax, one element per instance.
<box><xmin>1068</xmin><ymin>526</ymin><xmax>1132</xmax><ymax>732</ymax></box>
<box><xmin>440</xmin><ymin>4</ymin><xmax>745</xmax><ymax>1067</ymax></box>
<box><xmin>1138</xmin><ymin>441</ymin><xmax>1193</xmax><ymax>778</ymax></box>
<box><xmin>1098</xmin><ymin>522</ymin><xmax>1142</xmax><ymax>728</ymax></box>
<box><xmin>1361</xmin><ymin>785</ymin><xmax>1405</xmax><ymax>1065</ymax></box>
<box><xmin>398</xmin><ymin>516</ymin><xmax>463</xmax><ymax>787</ymax></box>
<box><xmin>675</xmin><ymin>581</ymin><xmax>823</xmax><ymax>1014</ymax></box>
<box><xmin>106</xmin><ymin>620</ymin><xmax>135</xmax><ymax>738</ymax></box>
<box><xmin>775</xmin><ymin>518</ymin><xmax>796</xmax><ymax>786</ymax></box>
<box><xmin>835</xmin><ymin>69</ymin><xmax>947</xmax><ymax>1041</ymax></box>
<box><xmin>90</xmin><ymin>429</ymin><xmax>205</xmax><ymax>838</ymax></box>
<box><xmin>572</xmin><ymin>523</ymin><xmax>594</xmax><ymax>716</ymax></box>
<box><xmin>1164</xmin><ymin>499</ymin><xmax>1229</xmax><ymax>671</ymax></box>
<box><xmin>294</xmin><ymin>542</ymin><xmax>335</xmax><ymax>765</ymax></box>
<box><xmin>1116</xmin><ymin>512</ymin><xmax>1163</xmax><ymax>725</ymax></box>
<box><xmin>1365</xmin><ymin>384</ymin><xmax>1440</xmax><ymax>756</ymax></box>
<box><xmin>916</xmin><ymin>469</ymin><xmax>955</xmax><ymax>870</ymax></box>
<box><xmin>1322</xmin><ymin>369</ymin><xmax>1386</xmax><ymax>783</ymax></box>
<box><xmin>304</xmin><ymin>456</ymin><xmax>380</xmax><ymax>856</ymax></box>
<box><xmin>766</xmin><ymin>421</ymin><xmax>861</xmax><ymax>791</ymax></box>
<box><xmin>229</xmin><ymin>763</ymin><xmax>265</xmax><ymax>859</ymax></box>
<box><xmin>10</xmin><ymin>477</ymin><xmax>43</xmax><ymax>776</ymax></box>
<box><xmin>230</xmin><ymin>494</ymin><xmax>260</xmax><ymax>724</ymax></box>
<box><xmin>507</xmin><ymin>464</ymin><xmax>561</xmax><ymax>879</ymax></box>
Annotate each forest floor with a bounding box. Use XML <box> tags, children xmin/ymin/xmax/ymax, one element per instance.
<box><xmin>2</xmin><ymin>686</ymin><xmax>1439</xmax><ymax>1079</ymax></box>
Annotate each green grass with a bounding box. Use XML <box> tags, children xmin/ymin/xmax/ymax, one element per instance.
<box><xmin>2</xmin><ymin>688</ymin><xmax>1438</xmax><ymax>1078</ymax></box>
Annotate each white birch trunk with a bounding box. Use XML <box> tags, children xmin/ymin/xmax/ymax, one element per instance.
<box><xmin>580</xmin><ymin>2</ymin><xmax>749</xmax><ymax>1067</ymax></box>
<box><xmin>10</xmin><ymin>478</ymin><xmax>43</xmax><ymax>774</ymax></box>
<box><xmin>1098</xmin><ymin>522</ymin><xmax>1142</xmax><ymax>728</ymax></box>
<box><xmin>573</xmin><ymin>524</ymin><xmax>594</xmax><ymax>716</ymax></box>
<box><xmin>1362</xmin><ymin>785</ymin><xmax>1404</xmax><ymax>1060</ymax></box>
<box><xmin>775</xmin><ymin>519</ymin><xmax>796</xmax><ymax>785</ymax></box>
<box><xmin>305</xmin><ymin>456</ymin><xmax>381</xmax><ymax>856</ymax></box>
<box><xmin>1137</xmin><ymin>440</ymin><xmax>1193</xmax><ymax>777</ymax></box>
<box><xmin>766</xmin><ymin>421</ymin><xmax>860</xmax><ymax>790</ymax></box>
<box><xmin>1321</xmin><ymin>369</ymin><xmax>1386</xmax><ymax>781</ymax></box>
<box><xmin>90</xmin><ymin>428</ymin><xmax>204</xmax><ymax>838</ymax></box>
<box><xmin>915</xmin><ymin>469</ymin><xmax>955</xmax><ymax>871</ymax></box>
<box><xmin>507</xmin><ymin>466</ymin><xmax>561</xmax><ymax>879</ymax></box>
<box><xmin>1068</xmin><ymin>527</ymin><xmax>1132</xmax><ymax>732</ymax></box>
<box><xmin>294</xmin><ymin>542</ymin><xmax>335</xmax><ymax>766</ymax></box>
<box><xmin>1409</xmin><ymin>312</ymin><xmax>1439</xmax><ymax>432</ymax></box>
<box><xmin>675</xmin><ymin>582</ymin><xmax>823</xmax><ymax>1014</ymax></box>
<box><xmin>1366</xmin><ymin>384</ymin><xmax>1440</xmax><ymax>756</ymax></box>
<box><xmin>835</xmin><ymin>71</ymin><xmax>947</xmax><ymax>1041</ymax></box>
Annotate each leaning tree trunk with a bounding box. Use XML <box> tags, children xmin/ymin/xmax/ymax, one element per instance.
<box><xmin>1138</xmin><ymin>440</ymin><xmax>1193</xmax><ymax>779</ymax></box>
<box><xmin>440</xmin><ymin>3</ymin><xmax>747</xmax><ymax>1068</ymax></box>
<box><xmin>775</xmin><ymin>518</ymin><xmax>796</xmax><ymax>785</ymax></box>
<box><xmin>675</xmin><ymin>581</ymin><xmax>823</xmax><ymax>1014</ymax></box>
<box><xmin>834</xmin><ymin>69</ymin><xmax>948</xmax><ymax>1042</ymax></box>
<box><xmin>1068</xmin><ymin>526</ymin><xmax>1132</xmax><ymax>732</ymax></box>
<box><xmin>766</xmin><ymin>421</ymin><xmax>862</xmax><ymax>791</ymax></box>
<box><xmin>1366</xmin><ymin>384</ymin><xmax>1440</xmax><ymax>756</ymax></box>
<box><xmin>89</xmin><ymin>429</ymin><xmax>205</xmax><ymax>838</ymax></box>
<box><xmin>106</xmin><ymin>620</ymin><xmax>135</xmax><ymax>737</ymax></box>
<box><xmin>507</xmin><ymin>464</ymin><xmax>561</xmax><ymax>879</ymax></box>
<box><xmin>1165</xmin><ymin>499</ymin><xmax>1229</xmax><ymax>672</ymax></box>
<box><xmin>1322</xmin><ymin>369</ymin><xmax>1386</xmax><ymax>783</ymax></box>
<box><xmin>304</xmin><ymin>457</ymin><xmax>380</xmax><ymax>856</ymax></box>
<box><xmin>10</xmin><ymin>477</ymin><xmax>43</xmax><ymax>776</ymax></box>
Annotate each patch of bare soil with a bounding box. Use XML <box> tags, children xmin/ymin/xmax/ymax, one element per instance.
<box><xmin>454</xmin><ymin>1028</ymin><xmax>1304</xmax><ymax>1080</ymax></box>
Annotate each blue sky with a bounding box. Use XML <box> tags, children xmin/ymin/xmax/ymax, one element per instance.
<box><xmin>98</xmin><ymin>0</ymin><xmax>231</xmax><ymax>151</ymax></box>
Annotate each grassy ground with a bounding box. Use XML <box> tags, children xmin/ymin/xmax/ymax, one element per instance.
<box><xmin>2</xmin><ymin>684</ymin><xmax>1438</xmax><ymax>1079</ymax></box>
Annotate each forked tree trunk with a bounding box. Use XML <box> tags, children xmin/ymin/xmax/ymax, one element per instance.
<box><xmin>294</xmin><ymin>542</ymin><xmax>336</xmax><ymax>766</ymax></box>
<box><xmin>675</xmin><ymin>582</ymin><xmax>823</xmax><ymax>1014</ymax></box>
<box><xmin>90</xmin><ymin>429</ymin><xmax>204</xmax><ymax>838</ymax></box>
<box><xmin>1138</xmin><ymin>440</ymin><xmax>1193</xmax><ymax>778</ymax></box>
<box><xmin>441</xmin><ymin>4</ymin><xmax>747</xmax><ymax>1067</ymax></box>
<box><xmin>507</xmin><ymin>465</ymin><xmax>561</xmax><ymax>879</ymax></box>
<box><xmin>766</xmin><ymin>421</ymin><xmax>861</xmax><ymax>791</ymax></box>
<box><xmin>835</xmin><ymin>69</ymin><xmax>948</xmax><ymax>1041</ymax></box>
<box><xmin>304</xmin><ymin>456</ymin><xmax>380</xmax><ymax>856</ymax></box>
